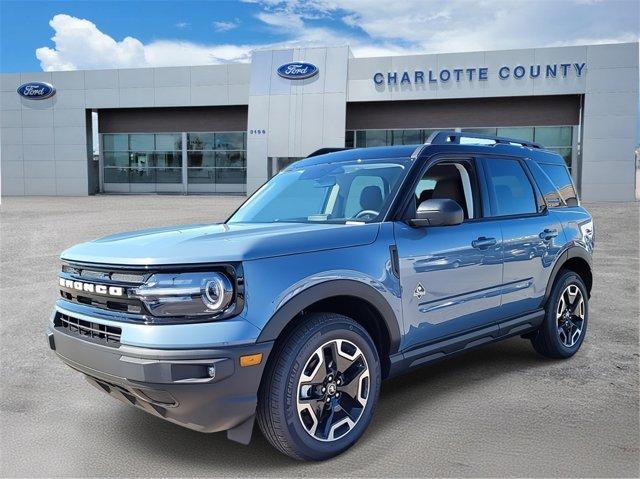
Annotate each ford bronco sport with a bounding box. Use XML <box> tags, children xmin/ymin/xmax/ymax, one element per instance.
<box><xmin>47</xmin><ymin>131</ymin><xmax>594</xmax><ymax>461</ymax></box>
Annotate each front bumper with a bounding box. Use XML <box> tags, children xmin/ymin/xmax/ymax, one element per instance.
<box><xmin>46</xmin><ymin>323</ymin><xmax>273</xmax><ymax>437</ymax></box>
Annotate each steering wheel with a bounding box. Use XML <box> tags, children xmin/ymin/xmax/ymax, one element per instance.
<box><xmin>353</xmin><ymin>209</ymin><xmax>380</xmax><ymax>220</ymax></box>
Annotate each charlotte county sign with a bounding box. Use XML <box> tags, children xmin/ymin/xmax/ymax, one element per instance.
<box><xmin>277</xmin><ymin>62</ymin><xmax>319</xmax><ymax>80</ymax></box>
<box><xmin>373</xmin><ymin>62</ymin><xmax>587</xmax><ymax>85</ymax></box>
<box><xmin>17</xmin><ymin>82</ymin><xmax>56</xmax><ymax>100</ymax></box>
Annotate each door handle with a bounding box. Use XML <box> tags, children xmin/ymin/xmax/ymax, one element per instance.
<box><xmin>539</xmin><ymin>228</ymin><xmax>559</xmax><ymax>241</ymax></box>
<box><xmin>472</xmin><ymin>236</ymin><xmax>497</xmax><ymax>249</ymax></box>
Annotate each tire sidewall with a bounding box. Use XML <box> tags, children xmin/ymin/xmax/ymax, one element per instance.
<box><xmin>544</xmin><ymin>271</ymin><xmax>589</xmax><ymax>357</ymax></box>
<box><xmin>280</xmin><ymin>318</ymin><xmax>381</xmax><ymax>460</ymax></box>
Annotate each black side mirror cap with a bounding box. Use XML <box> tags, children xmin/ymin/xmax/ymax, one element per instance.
<box><xmin>409</xmin><ymin>198</ymin><xmax>464</xmax><ymax>227</ymax></box>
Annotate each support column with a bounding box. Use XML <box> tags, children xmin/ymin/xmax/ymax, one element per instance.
<box><xmin>181</xmin><ymin>132</ymin><xmax>188</xmax><ymax>195</ymax></box>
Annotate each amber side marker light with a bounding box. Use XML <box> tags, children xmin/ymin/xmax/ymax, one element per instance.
<box><xmin>240</xmin><ymin>353</ymin><xmax>263</xmax><ymax>367</ymax></box>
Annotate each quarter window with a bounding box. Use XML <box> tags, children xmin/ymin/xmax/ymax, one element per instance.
<box><xmin>485</xmin><ymin>158</ymin><xmax>537</xmax><ymax>216</ymax></box>
<box><xmin>540</xmin><ymin>163</ymin><xmax>578</xmax><ymax>206</ymax></box>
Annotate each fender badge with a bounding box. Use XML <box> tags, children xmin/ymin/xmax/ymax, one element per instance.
<box><xmin>414</xmin><ymin>283</ymin><xmax>426</xmax><ymax>299</ymax></box>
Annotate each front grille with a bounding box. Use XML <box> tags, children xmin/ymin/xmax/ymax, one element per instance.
<box><xmin>59</xmin><ymin>263</ymin><xmax>147</xmax><ymax>315</ymax></box>
<box><xmin>56</xmin><ymin>313</ymin><xmax>122</xmax><ymax>345</ymax></box>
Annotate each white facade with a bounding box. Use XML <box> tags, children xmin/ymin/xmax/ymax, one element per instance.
<box><xmin>1</xmin><ymin>42</ymin><xmax>638</xmax><ymax>201</ymax></box>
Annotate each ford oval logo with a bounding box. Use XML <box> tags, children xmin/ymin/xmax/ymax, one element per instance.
<box><xmin>276</xmin><ymin>62</ymin><xmax>319</xmax><ymax>80</ymax></box>
<box><xmin>17</xmin><ymin>82</ymin><xmax>56</xmax><ymax>100</ymax></box>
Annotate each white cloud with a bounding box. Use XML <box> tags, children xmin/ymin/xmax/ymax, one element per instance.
<box><xmin>36</xmin><ymin>14</ymin><xmax>254</xmax><ymax>70</ymax></box>
<box><xmin>250</xmin><ymin>0</ymin><xmax>639</xmax><ymax>54</ymax></box>
<box><xmin>212</xmin><ymin>19</ymin><xmax>240</xmax><ymax>32</ymax></box>
<box><xmin>35</xmin><ymin>1</ymin><xmax>639</xmax><ymax>72</ymax></box>
<box><xmin>175</xmin><ymin>21</ymin><xmax>189</xmax><ymax>29</ymax></box>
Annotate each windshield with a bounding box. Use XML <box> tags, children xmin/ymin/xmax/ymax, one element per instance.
<box><xmin>228</xmin><ymin>159</ymin><xmax>410</xmax><ymax>224</ymax></box>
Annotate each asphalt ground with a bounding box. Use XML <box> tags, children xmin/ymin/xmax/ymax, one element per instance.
<box><xmin>0</xmin><ymin>197</ymin><xmax>638</xmax><ymax>477</ymax></box>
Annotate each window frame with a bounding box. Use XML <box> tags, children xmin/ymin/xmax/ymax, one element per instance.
<box><xmin>480</xmin><ymin>155</ymin><xmax>546</xmax><ymax>219</ymax></box>
<box><xmin>394</xmin><ymin>154</ymin><xmax>487</xmax><ymax>223</ymax></box>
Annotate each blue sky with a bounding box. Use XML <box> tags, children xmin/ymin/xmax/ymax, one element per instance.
<box><xmin>1</xmin><ymin>0</ymin><xmax>638</xmax><ymax>72</ymax></box>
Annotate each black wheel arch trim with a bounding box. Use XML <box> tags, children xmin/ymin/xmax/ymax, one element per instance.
<box><xmin>542</xmin><ymin>246</ymin><xmax>592</xmax><ymax>307</ymax></box>
<box><xmin>256</xmin><ymin>279</ymin><xmax>402</xmax><ymax>355</ymax></box>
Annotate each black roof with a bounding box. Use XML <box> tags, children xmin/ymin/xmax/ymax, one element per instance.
<box><xmin>291</xmin><ymin>141</ymin><xmax>565</xmax><ymax>170</ymax></box>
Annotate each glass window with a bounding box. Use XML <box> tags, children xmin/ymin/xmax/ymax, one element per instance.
<box><xmin>187</xmin><ymin>151</ymin><xmax>215</xmax><ymax>168</ymax></box>
<box><xmin>459</xmin><ymin>137</ymin><xmax>495</xmax><ymax>145</ymax></box>
<box><xmin>345</xmin><ymin>175</ymin><xmax>385</xmax><ymax>218</ymax></box>
<box><xmin>216</xmin><ymin>151</ymin><xmax>245</xmax><ymax>168</ymax></box>
<box><xmin>128</xmin><ymin>168</ymin><xmax>156</xmax><ymax>183</ymax></box>
<box><xmin>214</xmin><ymin>132</ymin><xmax>245</xmax><ymax>150</ymax></box>
<box><xmin>102</xmin><ymin>134</ymin><xmax>128</xmax><ymax>151</ymax></box>
<box><xmin>548</xmin><ymin>147</ymin><xmax>572</xmax><ymax>170</ymax></box>
<box><xmin>187</xmin><ymin>133</ymin><xmax>214</xmax><ymax>150</ymax></box>
<box><xmin>389</xmin><ymin>129</ymin><xmax>422</xmax><ymax>145</ymax></box>
<box><xmin>345</xmin><ymin>130</ymin><xmax>355</xmax><ymax>148</ymax></box>
<box><xmin>129</xmin><ymin>134</ymin><xmax>154</xmax><ymax>151</ymax></box>
<box><xmin>154</xmin><ymin>152</ymin><xmax>182</xmax><ymax>168</ymax></box>
<box><xmin>462</xmin><ymin>128</ymin><xmax>497</xmax><ymax>136</ymax></box>
<box><xmin>155</xmin><ymin>134</ymin><xmax>181</xmax><ymax>151</ymax></box>
<box><xmin>540</xmin><ymin>163</ymin><xmax>578</xmax><ymax>206</ymax></box>
<box><xmin>415</xmin><ymin>161</ymin><xmax>477</xmax><ymax>219</ymax></box>
<box><xmin>534</xmin><ymin>126</ymin><xmax>572</xmax><ymax>147</ymax></box>
<box><xmin>527</xmin><ymin>160</ymin><xmax>563</xmax><ymax>208</ymax></box>
<box><xmin>485</xmin><ymin>158</ymin><xmax>537</xmax><ymax>216</ymax></box>
<box><xmin>156</xmin><ymin>168</ymin><xmax>182</xmax><ymax>183</ymax></box>
<box><xmin>355</xmin><ymin>130</ymin><xmax>366</xmax><ymax>148</ymax></box>
<box><xmin>216</xmin><ymin>168</ymin><xmax>246</xmax><ymax>184</ymax></box>
<box><xmin>129</xmin><ymin>152</ymin><xmax>152</xmax><ymax>168</ymax></box>
<box><xmin>103</xmin><ymin>152</ymin><xmax>130</xmax><ymax>167</ymax></box>
<box><xmin>103</xmin><ymin>168</ymin><xmax>129</xmax><ymax>183</ymax></box>
<box><xmin>365</xmin><ymin>130</ymin><xmax>387</xmax><ymax>147</ymax></box>
<box><xmin>188</xmin><ymin>168</ymin><xmax>216</xmax><ymax>184</ymax></box>
<box><xmin>497</xmin><ymin>127</ymin><xmax>534</xmax><ymax>142</ymax></box>
<box><xmin>229</xmin><ymin>160</ymin><xmax>409</xmax><ymax>224</ymax></box>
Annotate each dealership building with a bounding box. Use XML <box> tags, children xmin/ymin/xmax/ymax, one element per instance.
<box><xmin>1</xmin><ymin>42</ymin><xmax>638</xmax><ymax>201</ymax></box>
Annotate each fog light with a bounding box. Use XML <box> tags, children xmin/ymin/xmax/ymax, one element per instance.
<box><xmin>240</xmin><ymin>353</ymin><xmax>263</xmax><ymax>367</ymax></box>
<box><xmin>207</xmin><ymin>365</ymin><xmax>216</xmax><ymax>378</ymax></box>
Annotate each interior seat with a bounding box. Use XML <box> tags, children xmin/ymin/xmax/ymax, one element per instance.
<box><xmin>359</xmin><ymin>185</ymin><xmax>383</xmax><ymax>212</ymax></box>
<box><xmin>432</xmin><ymin>176</ymin><xmax>468</xmax><ymax>218</ymax></box>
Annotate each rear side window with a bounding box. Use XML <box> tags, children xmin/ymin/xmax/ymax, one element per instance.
<box><xmin>540</xmin><ymin>163</ymin><xmax>578</xmax><ymax>206</ymax></box>
<box><xmin>485</xmin><ymin>158</ymin><xmax>537</xmax><ymax>216</ymax></box>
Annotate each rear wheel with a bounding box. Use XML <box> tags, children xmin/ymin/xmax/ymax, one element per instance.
<box><xmin>531</xmin><ymin>270</ymin><xmax>588</xmax><ymax>359</ymax></box>
<box><xmin>257</xmin><ymin>312</ymin><xmax>381</xmax><ymax>461</ymax></box>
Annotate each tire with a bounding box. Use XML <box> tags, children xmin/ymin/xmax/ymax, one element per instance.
<box><xmin>531</xmin><ymin>270</ymin><xmax>589</xmax><ymax>359</ymax></box>
<box><xmin>257</xmin><ymin>312</ymin><xmax>381</xmax><ymax>461</ymax></box>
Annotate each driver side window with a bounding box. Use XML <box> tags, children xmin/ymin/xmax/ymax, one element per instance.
<box><xmin>345</xmin><ymin>175</ymin><xmax>385</xmax><ymax>218</ymax></box>
<box><xmin>415</xmin><ymin>161</ymin><xmax>477</xmax><ymax>220</ymax></box>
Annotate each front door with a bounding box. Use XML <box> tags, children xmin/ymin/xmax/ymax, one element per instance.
<box><xmin>394</xmin><ymin>158</ymin><xmax>503</xmax><ymax>351</ymax></box>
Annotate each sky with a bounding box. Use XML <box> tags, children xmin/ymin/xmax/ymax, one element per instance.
<box><xmin>0</xmin><ymin>0</ymin><xmax>638</xmax><ymax>72</ymax></box>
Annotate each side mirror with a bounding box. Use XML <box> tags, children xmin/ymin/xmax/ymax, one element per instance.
<box><xmin>409</xmin><ymin>198</ymin><xmax>464</xmax><ymax>227</ymax></box>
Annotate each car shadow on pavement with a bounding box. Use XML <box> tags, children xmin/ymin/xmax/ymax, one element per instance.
<box><xmin>114</xmin><ymin>336</ymin><xmax>548</xmax><ymax>471</ymax></box>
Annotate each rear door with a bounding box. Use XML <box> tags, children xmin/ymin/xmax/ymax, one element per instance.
<box><xmin>393</xmin><ymin>157</ymin><xmax>504</xmax><ymax>350</ymax></box>
<box><xmin>481</xmin><ymin>156</ymin><xmax>564</xmax><ymax>318</ymax></box>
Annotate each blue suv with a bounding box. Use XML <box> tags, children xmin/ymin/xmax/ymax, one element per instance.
<box><xmin>47</xmin><ymin>131</ymin><xmax>594</xmax><ymax>461</ymax></box>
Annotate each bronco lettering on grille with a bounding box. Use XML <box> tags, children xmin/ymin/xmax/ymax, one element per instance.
<box><xmin>59</xmin><ymin>278</ymin><xmax>124</xmax><ymax>296</ymax></box>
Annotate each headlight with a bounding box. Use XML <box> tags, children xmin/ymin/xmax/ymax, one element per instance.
<box><xmin>132</xmin><ymin>272</ymin><xmax>234</xmax><ymax>318</ymax></box>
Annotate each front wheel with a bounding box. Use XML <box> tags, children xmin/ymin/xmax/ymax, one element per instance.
<box><xmin>531</xmin><ymin>270</ymin><xmax>589</xmax><ymax>359</ymax></box>
<box><xmin>257</xmin><ymin>312</ymin><xmax>381</xmax><ymax>461</ymax></box>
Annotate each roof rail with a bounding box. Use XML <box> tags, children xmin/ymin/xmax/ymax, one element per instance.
<box><xmin>306</xmin><ymin>147</ymin><xmax>346</xmax><ymax>158</ymax></box>
<box><xmin>426</xmin><ymin>130</ymin><xmax>542</xmax><ymax>149</ymax></box>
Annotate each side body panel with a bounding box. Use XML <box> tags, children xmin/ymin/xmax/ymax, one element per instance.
<box><xmin>244</xmin><ymin>223</ymin><xmax>404</xmax><ymax>348</ymax></box>
<box><xmin>393</xmin><ymin>220</ymin><xmax>503</xmax><ymax>351</ymax></box>
<box><xmin>497</xmin><ymin>213</ymin><xmax>566</xmax><ymax>318</ymax></box>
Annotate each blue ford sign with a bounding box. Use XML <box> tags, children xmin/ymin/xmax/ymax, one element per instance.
<box><xmin>277</xmin><ymin>62</ymin><xmax>319</xmax><ymax>80</ymax></box>
<box><xmin>17</xmin><ymin>82</ymin><xmax>56</xmax><ymax>100</ymax></box>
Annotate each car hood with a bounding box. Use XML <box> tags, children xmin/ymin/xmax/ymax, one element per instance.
<box><xmin>61</xmin><ymin>222</ymin><xmax>380</xmax><ymax>266</ymax></box>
